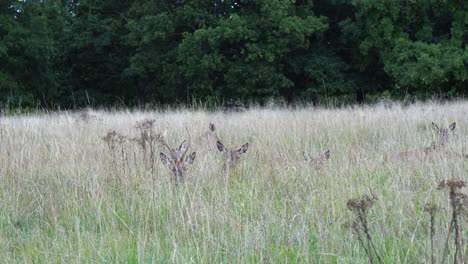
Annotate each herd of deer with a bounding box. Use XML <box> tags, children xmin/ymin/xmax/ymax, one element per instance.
<box><xmin>157</xmin><ymin>123</ymin><xmax>254</xmax><ymax>184</ymax></box>
<box><xmin>156</xmin><ymin>121</ymin><xmax>465</xmax><ymax>184</ymax></box>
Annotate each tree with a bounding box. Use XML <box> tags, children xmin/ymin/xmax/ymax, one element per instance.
<box><xmin>61</xmin><ymin>0</ymin><xmax>133</xmax><ymax>107</ymax></box>
<box><xmin>0</xmin><ymin>0</ymin><xmax>65</xmax><ymax>107</ymax></box>
<box><xmin>178</xmin><ymin>0</ymin><xmax>345</xmax><ymax>104</ymax></box>
<box><xmin>340</xmin><ymin>0</ymin><xmax>468</xmax><ymax>99</ymax></box>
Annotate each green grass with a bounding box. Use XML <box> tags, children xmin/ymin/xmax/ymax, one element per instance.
<box><xmin>0</xmin><ymin>101</ymin><xmax>467</xmax><ymax>263</ymax></box>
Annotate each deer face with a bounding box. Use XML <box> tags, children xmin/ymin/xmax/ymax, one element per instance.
<box><xmin>303</xmin><ymin>150</ymin><xmax>331</xmax><ymax>170</ymax></box>
<box><xmin>216</xmin><ymin>140</ymin><xmax>249</xmax><ymax>170</ymax></box>
<box><xmin>160</xmin><ymin>140</ymin><xmax>196</xmax><ymax>184</ymax></box>
<box><xmin>432</xmin><ymin>122</ymin><xmax>456</xmax><ymax>146</ymax></box>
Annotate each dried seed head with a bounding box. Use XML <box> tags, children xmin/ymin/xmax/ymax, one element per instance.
<box><xmin>437</xmin><ymin>179</ymin><xmax>466</xmax><ymax>190</ymax></box>
<box><xmin>102</xmin><ymin>130</ymin><xmax>126</xmax><ymax>145</ymax></box>
<box><xmin>102</xmin><ymin>130</ymin><xmax>117</xmax><ymax>143</ymax></box>
<box><xmin>346</xmin><ymin>194</ymin><xmax>377</xmax><ymax>215</ymax></box>
<box><xmin>424</xmin><ymin>203</ymin><xmax>439</xmax><ymax>215</ymax></box>
<box><xmin>135</xmin><ymin>119</ymin><xmax>156</xmax><ymax>131</ymax></box>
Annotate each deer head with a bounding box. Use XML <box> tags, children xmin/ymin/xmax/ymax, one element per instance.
<box><xmin>160</xmin><ymin>140</ymin><xmax>196</xmax><ymax>184</ymax></box>
<box><xmin>206</xmin><ymin>123</ymin><xmax>220</xmax><ymax>149</ymax></box>
<box><xmin>398</xmin><ymin>122</ymin><xmax>457</xmax><ymax>160</ymax></box>
<box><xmin>303</xmin><ymin>150</ymin><xmax>330</xmax><ymax>170</ymax></box>
<box><xmin>216</xmin><ymin>140</ymin><xmax>249</xmax><ymax>171</ymax></box>
<box><xmin>432</xmin><ymin>122</ymin><xmax>456</xmax><ymax>147</ymax></box>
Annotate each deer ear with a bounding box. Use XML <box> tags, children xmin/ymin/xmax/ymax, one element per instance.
<box><xmin>324</xmin><ymin>150</ymin><xmax>330</xmax><ymax>159</ymax></box>
<box><xmin>160</xmin><ymin>153</ymin><xmax>171</xmax><ymax>165</ymax></box>
<box><xmin>209</xmin><ymin>123</ymin><xmax>216</xmax><ymax>132</ymax></box>
<box><xmin>160</xmin><ymin>143</ymin><xmax>171</xmax><ymax>153</ymax></box>
<box><xmin>449</xmin><ymin>122</ymin><xmax>456</xmax><ymax>131</ymax></box>
<box><xmin>186</xmin><ymin>152</ymin><xmax>196</xmax><ymax>164</ymax></box>
<box><xmin>178</xmin><ymin>140</ymin><xmax>188</xmax><ymax>153</ymax></box>
<box><xmin>303</xmin><ymin>152</ymin><xmax>310</xmax><ymax>161</ymax></box>
<box><xmin>217</xmin><ymin>140</ymin><xmax>225</xmax><ymax>152</ymax></box>
<box><xmin>431</xmin><ymin>122</ymin><xmax>440</xmax><ymax>132</ymax></box>
<box><xmin>238</xmin><ymin>143</ymin><xmax>249</xmax><ymax>154</ymax></box>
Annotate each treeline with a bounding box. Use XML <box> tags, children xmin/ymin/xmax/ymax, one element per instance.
<box><xmin>0</xmin><ymin>0</ymin><xmax>467</xmax><ymax>109</ymax></box>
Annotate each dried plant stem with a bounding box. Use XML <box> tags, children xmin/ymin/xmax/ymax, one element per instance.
<box><xmin>442</xmin><ymin>221</ymin><xmax>454</xmax><ymax>264</ymax></box>
<box><xmin>355</xmin><ymin>229</ymin><xmax>373</xmax><ymax>264</ymax></box>
<box><xmin>430</xmin><ymin>212</ymin><xmax>435</xmax><ymax>264</ymax></box>
<box><xmin>424</xmin><ymin>203</ymin><xmax>437</xmax><ymax>264</ymax></box>
<box><xmin>450</xmin><ymin>188</ymin><xmax>464</xmax><ymax>264</ymax></box>
<box><xmin>438</xmin><ymin>179</ymin><xmax>467</xmax><ymax>264</ymax></box>
<box><xmin>359</xmin><ymin>214</ymin><xmax>382</xmax><ymax>264</ymax></box>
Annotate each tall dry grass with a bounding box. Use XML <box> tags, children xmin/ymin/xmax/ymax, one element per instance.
<box><xmin>0</xmin><ymin>101</ymin><xmax>466</xmax><ymax>263</ymax></box>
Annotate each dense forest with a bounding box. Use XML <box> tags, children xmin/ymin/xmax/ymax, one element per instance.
<box><xmin>0</xmin><ymin>0</ymin><xmax>467</xmax><ymax>109</ymax></box>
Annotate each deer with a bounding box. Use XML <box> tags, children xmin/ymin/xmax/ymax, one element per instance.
<box><xmin>303</xmin><ymin>150</ymin><xmax>331</xmax><ymax>170</ymax></box>
<box><xmin>193</xmin><ymin>123</ymin><xmax>221</xmax><ymax>151</ymax></box>
<box><xmin>159</xmin><ymin>138</ymin><xmax>196</xmax><ymax>184</ymax></box>
<box><xmin>398</xmin><ymin>122</ymin><xmax>456</xmax><ymax>160</ymax></box>
<box><xmin>216</xmin><ymin>140</ymin><xmax>249</xmax><ymax>172</ymax></box>
<box><xmin>205</xmin><ymin>123</ymin><xmax>221</xmax><ymax>150</ymax></box>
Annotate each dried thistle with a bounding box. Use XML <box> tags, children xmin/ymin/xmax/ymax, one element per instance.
<box><xmin>102</xmin><ymin>130</ymin><xmax>128</xmax><ymax>175</ymax></box>
<box><xmin>438</xmin><ymin>179</ymin><xmax>466</xmax><ymax>190</ymax></box>
<box><xmin>135</xmin><ymin>119</ymin><xmax>156</xmax><ymax>132</ymax></box>
<box><xmin>438</xmin><ymin>179</ymin><xmax>466</xmax><ymax>264</ymax></box>
<box><xmin>346</xmin><ymin>193</ymin><xmax>381</xmax><ymax>264</ymax></box>
<box><xmin>424</xmin><ymin>203</ymin><xmax>439</xmax><ymax>215</ymax></box>
<box><xmin>346</xmin><ymin>194</ymin><xmax>377</xmax><ymax>215</ymax></box>
<box><xmin>133</xmin><ymin>119</ymin><xmax>163</xmax><ymax>171</ymax></box>
<box><xmin>102</xmin><ymin>130</ymin><xmax>127</xmax><ymax>154</ymax></box>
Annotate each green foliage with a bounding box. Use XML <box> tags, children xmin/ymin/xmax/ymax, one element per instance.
<box><xmin>0</xmin><ymin>0</ymin><xmax>64</xmax><ymax>107</ymax></box>
<box><xmin>178</xmin><ymin>1</ymin><xmax>335</xmax><ymax>103</ymax></box>
<box><xmin>340</xmin><ymin>0</ymin><xmax>468</xmax><ymax>98</ymax></box>
<box><xmin>0</xmin><ymin>0</ymin><xmax>466</xmax><ymax>108</ymax></box>
<box><xmin>60</xmin><ymin>0</ymin><xmax>133</xmax><ymax>107</ymax></box>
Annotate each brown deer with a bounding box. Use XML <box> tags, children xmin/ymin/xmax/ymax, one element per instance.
<box><xmin>206</xmin><ymin>123</ymin><xmax>220</xmax><ymax>150</ymax></box>
<box><xmin>159</xmin><ymin>140</ymin><xmax>196</xmax><ymax>184</ymax></box>
<box><xmin>216</xmin><ymin>140</ymin><xmax>249</xmax><ymax>171</ymax></box>
<box><xmin>193</xmin><ymin>123</ymin><xmax>221</xmax><ymax>151</ymax></box>
<box><xmin>303</xmin><ymin>150</ymin><xmax>331</xmax><ymax>170</ymax></box>
<box><xmin>399</xmin><ymin>122</ymin><xmax>456</xmax><ymax>160</ymax></box>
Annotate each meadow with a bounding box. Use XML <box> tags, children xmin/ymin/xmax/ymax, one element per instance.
<box><xmin>0</xmin><ymin>101</ymin><xmax>467</xmax><ymax>263</ymax></box>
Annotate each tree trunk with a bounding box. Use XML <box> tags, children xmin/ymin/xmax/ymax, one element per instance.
<box><xmin>356</xmin><ymin>87</ymin><xmax>365</xmax><ymax>105</ymax></box>
<box><xmin>135</xmin><ymin>77</ymin><xmax>146</xmax><ymax>110</ymax></box>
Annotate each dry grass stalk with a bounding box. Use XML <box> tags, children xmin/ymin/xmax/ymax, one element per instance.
<box><xmin>2</xmin><ymin>101</ymin><xmax>468</xmax><ymax>262</ymax></box>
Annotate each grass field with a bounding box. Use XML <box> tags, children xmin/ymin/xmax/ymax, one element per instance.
<box><xmin>0</xmin><ymin>101</ymin><xmax>467</xmax><ymax>263</ymax></box>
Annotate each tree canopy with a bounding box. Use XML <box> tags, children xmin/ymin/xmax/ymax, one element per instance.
<box><xmin>0</xmin><ymin>0</ymin><xmax>466</xmax><ymax>108</ymax></box>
